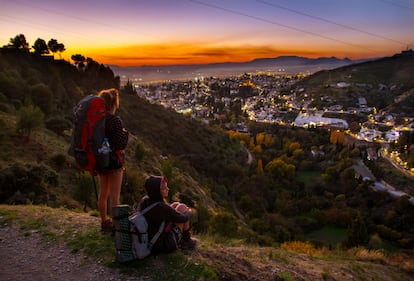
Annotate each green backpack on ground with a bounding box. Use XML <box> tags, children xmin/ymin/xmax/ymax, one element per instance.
<box><xmin>113</xmin><ymin>203</ymin><xmax>165</xmax><ymax>262</ymax></box>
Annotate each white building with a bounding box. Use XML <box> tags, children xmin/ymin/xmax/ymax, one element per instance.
<box><xmin>294</xmin><ymin>113</ymin><xmax>348</xmax><ymax>128</ymax></box>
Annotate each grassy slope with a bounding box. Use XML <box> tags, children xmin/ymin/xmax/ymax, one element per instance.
<box><xmin>2</xmin><ymin>52</ymin><xmax>414</xmax><ymax>280</ymax></box>
<box><xmin>1</xmin><ymin>204</ymin><xmax>413</xmax><ymax>281</ymax></box>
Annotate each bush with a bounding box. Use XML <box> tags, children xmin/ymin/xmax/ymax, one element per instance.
<box><xmin>30</xmin><ymin>83</ymin><xmax>52</xmax><ymax>115</ymax></box>
<box><xmin>280</xmin><ymin>241</ymin><xmax>320</xmax><ymax>255</ymax></box>
<box><xmin>193</xmin><ymin>205</ymin><xmax>211</xmax><ymax>233</ymax></box>
<box><xmin>72</xmin><ymin>172</ymin><xmax>96</xmax><ymax>209</ymax></box>
<box><xmin>368</xmin><ymin>233</ymin><xmax>382</xmax><ymax>249</ymax></box>
<box><xmin>134</xmin><ymin>141</ymin><xmax>145</xmax><ymax>161</ymax></box>
<box><xmin>208</xmin><ymin>211</ymin><xmax>239</xmax><ymax>238</ymax></box>
<box><xmin>16</xmin><ymin>104</ymin><xmax>44</xmax><ymax>138</ymax></box>
<box><xmin>0</xmin><ymin>162</ymin><xmax>58</xmax><ymax>204</ymax></box>
<box><xmin>0</xmin><ymin>102</ymin><xmax>15</xmax><ymax>113</ymax></box>
<box><xmin>121</xmin><ymin>168</ymin><xmax>146</xmax><ymax>207</ymax></box>
<box><xmin>45</xmin><ymin>117</ymin><xmax>72</xmax><ymax>136</ymax></box>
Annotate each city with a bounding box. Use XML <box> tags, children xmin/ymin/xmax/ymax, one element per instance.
<box><xmin>125</xmin><ymin>69</ymin><xmax>414</xmax><ymax>200</ymax></box>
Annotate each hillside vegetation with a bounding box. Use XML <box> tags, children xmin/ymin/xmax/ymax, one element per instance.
<box><xmin>294</xmin><ymin>51</ymin><xmax>414</xmax><ymax>112</ymax></box>
<box><xmin>1</xmin><ymin>204</ymin><xmax>413</xmax><ymax>281</ymax></box>
<box><xmin>1</xmin><ymin>44</ymin><xmax>414</xmax><ymax>280</ymax></box>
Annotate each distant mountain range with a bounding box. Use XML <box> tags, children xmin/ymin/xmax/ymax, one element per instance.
<box><xmin>110</xmin><ymin>55</ymin><xmax>374</xmax><ymax>83</ymax></box>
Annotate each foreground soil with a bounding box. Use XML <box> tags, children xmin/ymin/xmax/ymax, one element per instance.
<box><xmin>0</xmin><ymin>205</ymin><xmax>413</xmax><ymax>281</ymax></box>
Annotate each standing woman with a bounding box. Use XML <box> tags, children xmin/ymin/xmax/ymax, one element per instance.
<box><xmin>96</xmin><ymin>88</ymin><xmax>129</xmax><ymax>234</ymax></box>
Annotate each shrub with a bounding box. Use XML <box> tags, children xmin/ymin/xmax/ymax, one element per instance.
<box><xmin>45</xmin><ymin>117</ymin><xmax>72</xmax><ymax>136</ymax></box>
<box><xmin>368</xmin><ymin>233</ymin><xmax>382</xmax><ymax>249</ymax></box>
<box><xmin>30</xmin><ymin>83</ymin><xmax>53</xmax><ymax>115</ymax></box>
<box><xmin>208</xmin><ymin>211</ymin><xmax>239</xmax><ymax>238</ymax></box>
<box><xmin>0</xmin><ymin>162</ymin><xmax>58</xmax><ymax>204</ymax></box>
<box><xmin>16</xmin><ymin>104</ymin><xmax>44</xmax><ymax>139</ymax></box>
<box><xmin>351</xmin><ymin>247</ymin><xmax>386</xmax><ymax>263</ymax></box>
<box><xmin>134</xmin><ymin>141</ymin><xmax>145</xmax><ymax>161</ymax></box>
<box><xmin>72</xmin><ymin>172</ymin><xmax>96</xmax><ymax>209</ymax></box>
<box><xmin>193</xmin><ymin>204</ymin><xmax>211</xmax><ymax>234</ymax></box>
<box><xmin>121</xmin><ymin>168</ymin><xmax>146</xmax><ymax>207</ymax></box>
<box><xmin>280</xmin><ymin>241</ymin><xmax>320</xmax><ymax>255</ymax></box>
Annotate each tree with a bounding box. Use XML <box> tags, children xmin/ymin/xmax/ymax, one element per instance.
<box><xmin>321</xmin><ymin>166</ymin><xmax>338</xmax><ymax>184</ymax></box>
<box><xmin>71</xmin><ymin>54</ymin><xmax>86</xmax><ymax>69</ymax></box>
<box><xmin>45</xmin><ymin>117</ymin><xmax>72</xmax><ymax>136</ymax></box>
<box><xmin>208</xmin><ymin>212</ymin><xmax>239</xmax><ymax>238</ymax></box>
<box><xmin>32</xmin><ymin>38</ymin><xmax>49</xmax><ymax>55</ymax></box>
<box><xmin>343</xmin><ymin>211</ymin><xmax>369</xmax><ymax>248</ymax></box>
<box><xmin>30</xmin><ymin>83</ymin><xmax>53</xmax><ymax>115</ymax></box>
<box><xmin>288</xmin><ymin>142</ymin><xmax>301</xmax><ymax>155</ymax></box>
<box><xmin>264</xmin><ymin>158</ymin><xmax>296</xmax><ymax>181</ymax></box>
<box><xmin>6</xmin><ymin>34</ymin><xmax>29</xmax><ymax>51</ymax></box>
<box><xmin>330</xmin><ymin>130</ymin><xmax>345</xmax><ymax>145</ymax></box>
<box><xmin>256</xmin><ymin>132</ymin><xmax>275</xmax><ymax>148</ymax></box>
<box><xmin>122</xmin><ymin>79</ymin><xmax>136</xmax><ymax>95</ymax></box>
<box><xmin>340</xmin><ymin>166</ymin><xmax>358</xmax><ymax>187</ymax></box>
<box><xmin>257</xmin><ymin>159</ymin><xmax>264</xmax><ymax>174</ymax></box>
<box><xmin>47</xmin><ymin>39</ymin><xmax>65</xmax><ymax>59</ymax></box>
<box><xmin>16</xmin><ymin>105</ymin><xmax>45</xmax><ymax>139</ymax></box>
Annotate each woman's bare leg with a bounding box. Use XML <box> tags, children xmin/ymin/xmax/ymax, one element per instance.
<box><xmin>108</xmin><ymin>169</ymin><xmax>123</xmax><ymax>216</ymax></box>
<box><xmin>98</xmin><ymin>174</ymin><xmax>110</xmax><ymax>222</ymax></box>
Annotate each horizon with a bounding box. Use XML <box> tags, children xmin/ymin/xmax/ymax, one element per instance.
<box><xmin>1</xmin><ymin>0</ymin><xmax>413</xmax><ymax>66</ymax></box>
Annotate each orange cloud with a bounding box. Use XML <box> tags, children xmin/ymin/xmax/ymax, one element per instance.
<box><xmin>66</xmin><ymin>43</ymin><xmax>374</xmax><ymax>66</ymax></box>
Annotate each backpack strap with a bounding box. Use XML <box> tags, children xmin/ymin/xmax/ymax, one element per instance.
<box><xmin>148</xmin><ymin>221</ymin><xmax>165</xmax><ymax>250</ymax></box>
<box><xmin>140</xmin><ymin>202</ymin><xmax>166</xmax><ymax>250</ymax></box>
<box><xmin>140</xmin><ymin>202</ymin><xmax>161</xmax><ymax>215</ymax></box>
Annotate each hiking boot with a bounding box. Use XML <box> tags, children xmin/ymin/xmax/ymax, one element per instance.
<box><xmin>180</xmin><ymin>230</ymin><xmax>197</xmax><ymax>250</ymax></box>
<box><xmin>180</xmin><ymin>236</ymin><xmax>198</xmax><ymax>250</ymax></box>
<box><xmin>101</xmin><ymin>219</ymin><xmax>114</xmax><ymax>235</ymax></box>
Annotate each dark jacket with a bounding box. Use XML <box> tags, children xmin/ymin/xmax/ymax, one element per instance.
<box><xmin>139</xmin><ymin>176</ymin><xmax>191</xmax><ymax>253</ymax></box>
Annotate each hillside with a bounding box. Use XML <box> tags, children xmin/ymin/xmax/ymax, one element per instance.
<box><xmin>293</xmin><ymin>50</ymin><xmax>414</xmax><ymax>111</ymax></box>
<box><xmin>296</xmin><ymin>50</ymin><xmax>414</xmax><ymax>86</ymax></box>
<box><xmin>1</xmin><ymin>47</ymin><xmax>414</xmax><ymax>280</ymax></box>
<box><xmin>1</xmin><ymin>204</ymin><xmax>413</xmax><ymax>281</ymax></box>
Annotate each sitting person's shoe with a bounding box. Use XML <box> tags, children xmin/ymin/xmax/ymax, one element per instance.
<box><xmin>180</xmin><ymin>237</ymin><xmax>198</xmax><ymax>250</ymax></box>
<box><xmin>101</xmin><ymin>219</ymin><xmax>114</xmax><ymax>235</ymax></box>
<box><xmin>180</xmin><ymin>230</ymin><xmax>198</xmax><ymax>250</ymax></box>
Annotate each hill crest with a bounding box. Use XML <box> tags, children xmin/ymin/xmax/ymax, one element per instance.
<box><xmin>110</xmin><ymin>55</ymin><xmax>359</xmax><ymax>82</ymax></box>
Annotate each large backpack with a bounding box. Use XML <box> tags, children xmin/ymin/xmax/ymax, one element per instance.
<box><xmin>69</xmin><ymin>94</ymin><xmax>108</xmax><ymax>175</ymax></box>
<box><xmin>128</xmin><ymin>202</ymin><xmax>165</xmax><ymax>260</ymax></box>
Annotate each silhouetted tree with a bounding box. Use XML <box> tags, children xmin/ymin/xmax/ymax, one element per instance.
<box><xmin>32</xmin><ymin>38</ymin><xmax>49</xmax><ymax>55</ymax></box>
<box><xmin>47</xmin><ymin>39</ymin><xmax>65</xmax><ymax>59</ymax></box>
<box><xmin>71</xmin><ymin>54</ymin><xmax>86</xmax><ymax>69</ymax></box>
<box><xmin>6</xmin><ymin>34</ymin><xmax>29</xmax><ymax>51</ymax></box>
<box><xmin>122</xmin><ymin>79</ymin><xmax>136</xmax><ymax>95</ymax></box>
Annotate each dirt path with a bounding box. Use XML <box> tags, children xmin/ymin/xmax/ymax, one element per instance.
<box><xmin>0</xmin><ymin>225</ymin><xmax>140</xmax><ymax>281</ymax></box>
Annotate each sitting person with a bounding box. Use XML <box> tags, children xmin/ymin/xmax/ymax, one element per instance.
<box><xmin>139</xmin><ymin>175</ymin><xmax>197</xmax><ymax>253</ymax></box>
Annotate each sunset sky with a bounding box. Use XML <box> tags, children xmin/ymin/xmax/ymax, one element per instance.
<box><xmin>1</xmin><ymin>0</ymin><xmax>413</xmax><ymax>66</ymax></box>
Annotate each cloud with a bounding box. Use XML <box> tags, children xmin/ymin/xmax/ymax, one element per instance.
<box><xmin>79</xmin><ymin>42</ymin><xmax>366</xmax><ymax>66</ymax></box>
